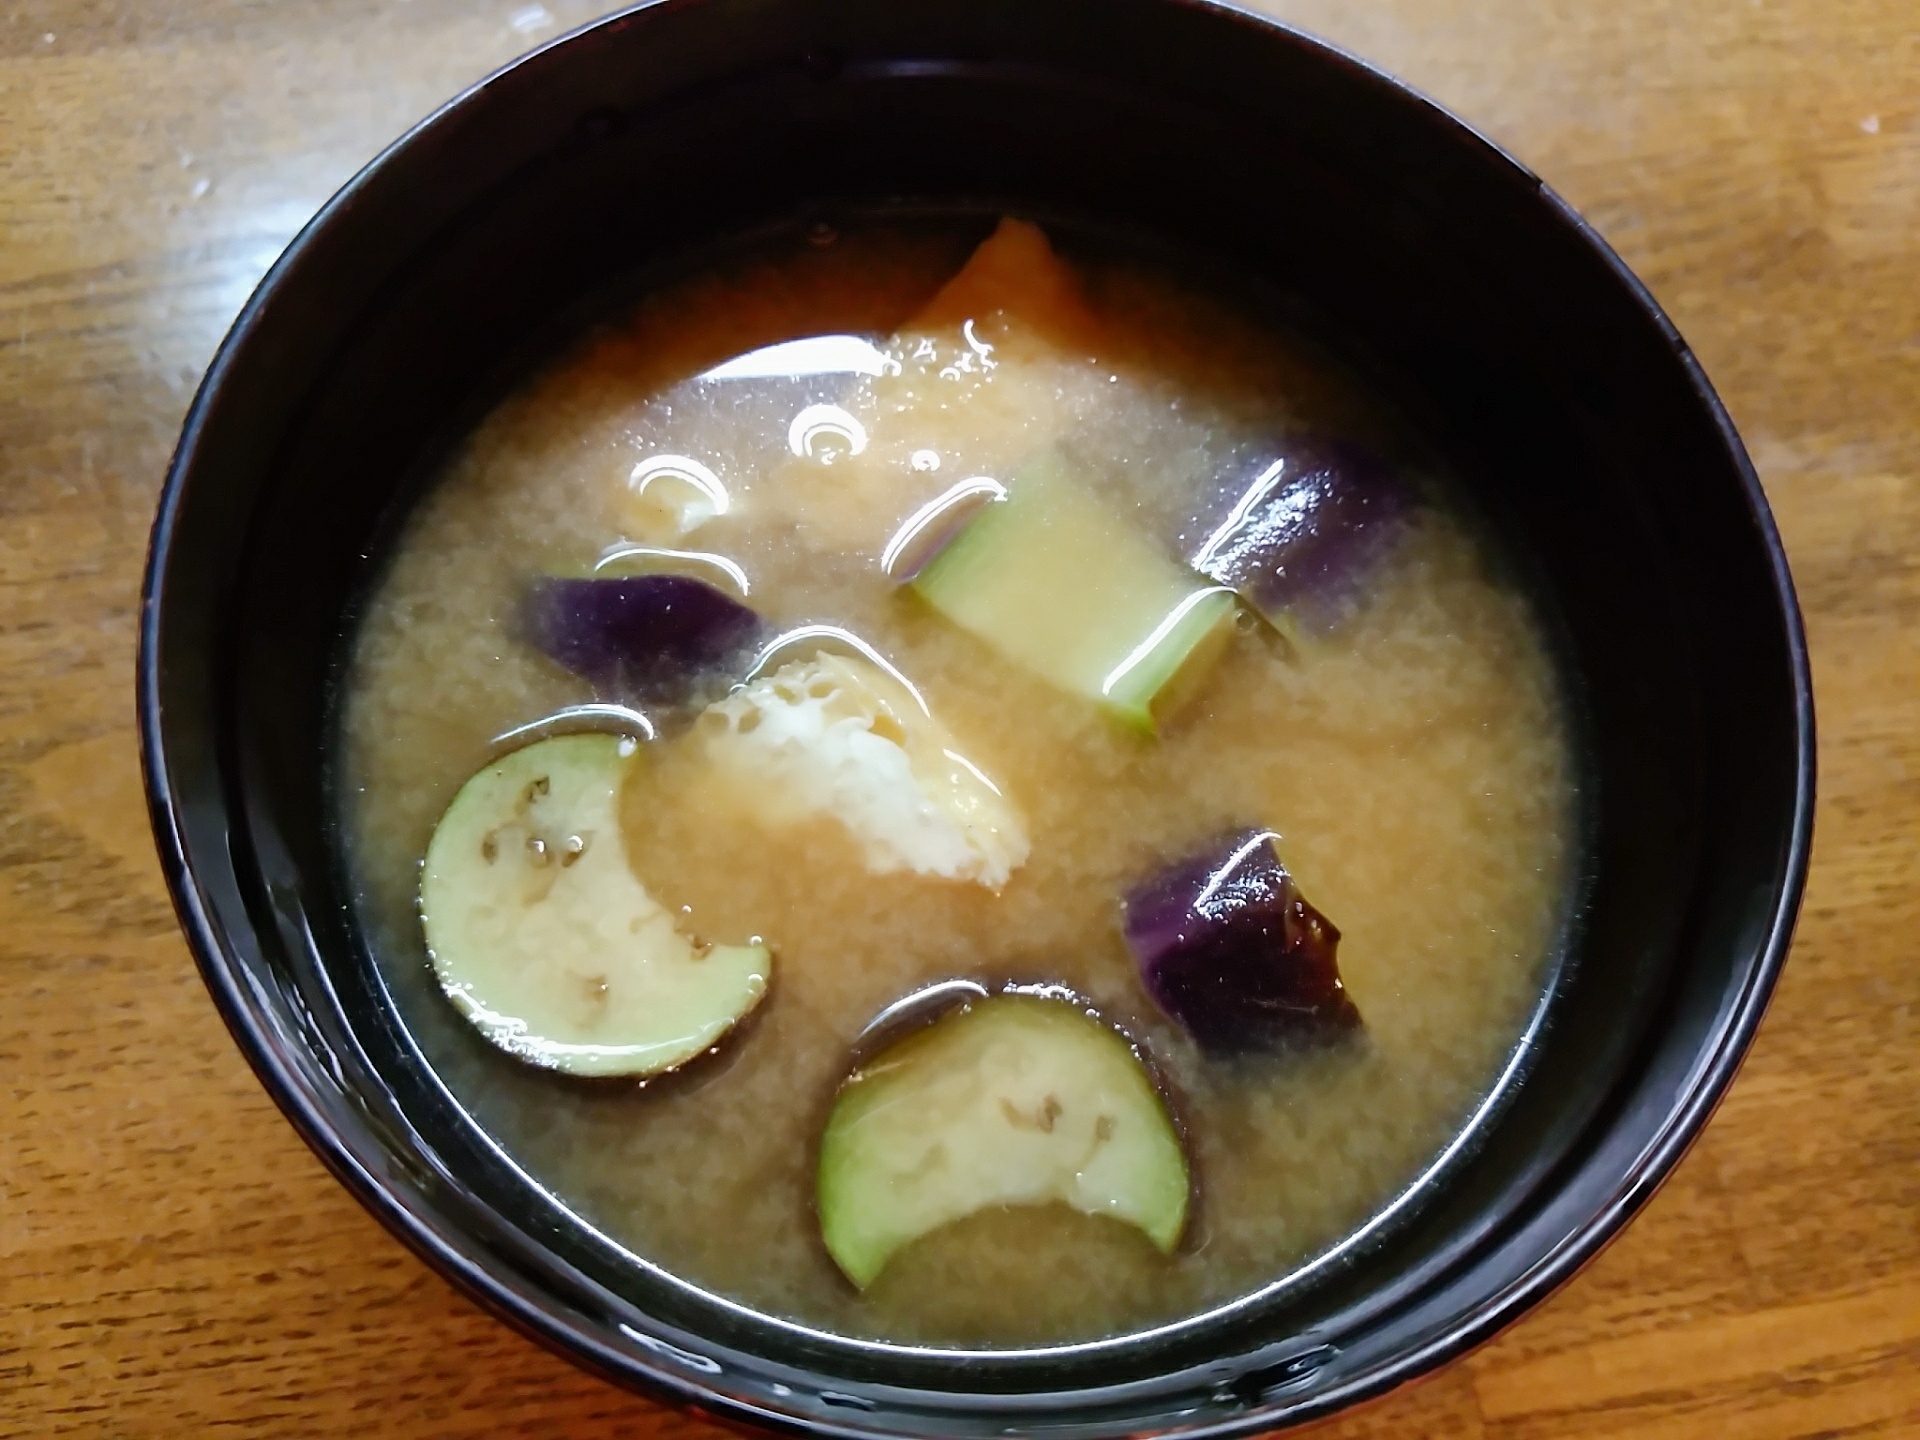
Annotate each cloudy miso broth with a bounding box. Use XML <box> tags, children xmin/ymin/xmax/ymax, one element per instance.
<box><xmin>337</xmin><ymin>218</ymin><xmax>1573</xmax><ymax>1346</ymax></box>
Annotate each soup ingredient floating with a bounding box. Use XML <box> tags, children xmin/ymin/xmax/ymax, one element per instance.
<box><xmin>421</xmin><ymin>734</ymin><xmax>771</xmax><ymax>1077</ymax></box>
<box><xmin>698</xmin><ymin>649</ymin><xmax>1029</xmax><ymax>888</ymax></box>
<box><xmin>1122</xmin><ymin>829</ymin><xmax>1360</xmax><ymax>1052</ymax></box>
<box><xmin>911</xmin><ymin>450</ymin><xmax>1237</xmax><ymax>735</ymax></box>
<box><xmin>1190</xmin><ymin>438</ymin><xmax>1410</xmax><ymax>636</ymax></box>
<box><xmin>758</xmin><ymin>219</ymin><xmax>1104</xmax><ymax>555</ymax></box>
<box><xmin>526</xmin><ymin>573</ymin><xmax>761</xmax><ymax>703</ymax></box>
<box><xmin>816</xmin><ymin>994</ymin><xmax>1190</xmax><ymax>1289</ymax></box>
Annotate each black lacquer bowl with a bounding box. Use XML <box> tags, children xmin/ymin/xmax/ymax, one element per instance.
<box><xmin>138</xmin><ymin>1</ymin><xmax>1814</xmax><ymax>1433</ymax></box>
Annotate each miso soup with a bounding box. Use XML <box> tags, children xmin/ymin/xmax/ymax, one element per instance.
<box><xmin>337</xmin><ymin>218</ymin><xmax>1574</xmax><ymax>1347</ymax></box>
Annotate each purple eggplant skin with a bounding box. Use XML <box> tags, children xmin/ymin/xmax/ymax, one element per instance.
<box><xmin>525</xmin><ymin>574</ymin><xmax>761</xmax><ymax>702</ymax></box>
<box><xmin>1122</xmin><ymin>828</ymin><xmax>1360</xmax><ymax>1053</ymax></box>
<box><xmin>1188</xmin><ymin>438</ymin><xmax>1410</xmax><ymax>632</ymax></box>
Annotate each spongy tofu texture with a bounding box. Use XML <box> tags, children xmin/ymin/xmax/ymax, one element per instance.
<box><xmin>698</xmin><ymin>651</ymin><xmax>1030</xmax><ymax>889</ymax></box>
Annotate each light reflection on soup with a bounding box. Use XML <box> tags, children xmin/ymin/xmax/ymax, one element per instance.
<box><xmin>337</xmin><ymin>217</ymin><xmax>1573</xmax><ymax>1347</ymax></box>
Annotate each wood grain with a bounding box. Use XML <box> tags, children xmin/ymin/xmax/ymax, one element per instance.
<box><xmin>2</xmin><ymin>1</ymin><xmax>1915</xmax><ymax>1435</ymax></box>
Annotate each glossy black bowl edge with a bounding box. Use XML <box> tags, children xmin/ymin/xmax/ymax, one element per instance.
<box><xmin>138</xmin><ymin>0</ymin><xmax>1815</xmax><ymax>1434</ymax></box>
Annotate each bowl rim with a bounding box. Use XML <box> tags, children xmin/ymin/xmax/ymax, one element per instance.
<box><xmin>138</xmin><ymin>0</ymin><xmax>1816</xmax><ymax>1432</ymax></box>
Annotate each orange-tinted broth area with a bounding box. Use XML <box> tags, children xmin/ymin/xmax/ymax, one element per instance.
<box><xmin>337</xmin><ymin>220</ymin><xmax>1573</xmax><ymax>1346</ymax></box>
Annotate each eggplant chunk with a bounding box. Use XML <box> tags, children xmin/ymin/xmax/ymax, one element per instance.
<box><xmin>1190</xmin><ymin>437</ymin><xmax>1410</xmax><ymax>634</ymax></box>
<box><xmin>817</xmin><ymin>994</ymin><xmax>1190</xmax><ymax>1289</ymax></box>
<box><xmin>421</xmin><ymin>734</ymin><xmax>770</xmax><ymax>1077</ymax></box>
<box><xmin>1122</xmin><ymin>828</ymin><xmax>1360</xmax><ymax>1052</ymax></box>
<box><xmin>526</xmin><ymin>573</ymin><xmax>760</xmax><ymax>702</ymax></box>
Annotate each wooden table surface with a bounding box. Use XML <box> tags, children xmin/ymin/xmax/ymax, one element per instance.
<box><xmin>3</xmin><ymin>1</ymin><xmax>1916</xmax><ymax>1435</ymax></box>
